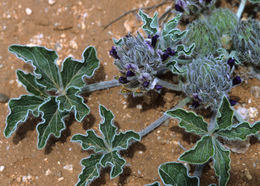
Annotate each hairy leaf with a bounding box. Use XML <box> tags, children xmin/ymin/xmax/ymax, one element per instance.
<box><xmin>37</xmin><ymin>97</ymin><xmax>69</xmax><ymax>149</ymax></box>
<box><xmin>73</xmin><ymin>105</ymin><xmax>140</xmax><ymax>184</ymax></box>
<box><xmin>72</xmin><ymin>130</ymin><xmax>107</xmax><ymax>152</ymax></box>
<box><xmin>5</xmin><ymin>95</ymin><xmax>44</xmax><ymax>137</ymax></box>
<box><xmin>112</xmin><ymin>131</ymin><xmax>140</xmax><ymax>150</ymax></box>
<box><xmin>9</xmin><ymin>45</ymin><xmax>61</xmax><ymax>91</ymax></box>
<box><xmin>17</xmin><ymin>70</ymin><xmax>47</xmax><ymax>97</ymax></box>
<box><xmin>176</xmin><ymin>44</ymin><xmax>195</xmax><ymax>56</ymax></box>
<box><xmin>138</xmin><ymin>9</ymin><xmax>158</xmax><ymax>35</ymax></box>
<box><xmin>60</xmin><ymin>46</ymin><xmax>99</xmax><ymax>90</ymax></box>
<box><xmin>249</xmin><ymin>0</ymin><xmax>260</xmax><ymax>3</ymax></box>
<box><xmin>100</xmin><ymin>151</ymin><xmax>125</xmax><ymax>178</ymax></box>
<box><xmin>179</xmin><ymin>136</ymin><xmax>214</xmax><ymax>164</ymax></box>
<box><xmin>159</xmin><ymin>162</ymin><xmax>199</xmax><ymax>186</ymax></box>
<box><xmin>145</xmin><ymin>182</ymin><xmax>160</xmax><ymax>186</ymax></box>
<box><xmin>99</xmin><ymin>105</ymin><xmax>117</xmax><ymax>147</ymax></box>
<box><xmin>216</xmin><ymin>96</ymin><xmax>233</xmax><ymax>130</ymax></box>
<box><xmin>167</xmin><ymin>109</ymin><xmax>208</xmax><ymax>135</ymax></box>
<box><xmin>213</xmin><ymin>139</ymin><xmax>230</xmax><ymax>186</ymax></box>
<box><xmin>76</xmin><ymin>154</ymin><xmax>103</xmax><ymax>186</ymax></box>
<box><xmin>162</xmin><ymin>15</ymin><xmax>181</xmax><ymax>37</ymax></box>
<box><xmin>216</xmin><ymin>121</ymin><xmax>260</xmax><ymax>140</ymax></box>
<box><xmin>57</xmin><ymin>87</ymin><xmax>89</xmax><ymax>122</ymax></box>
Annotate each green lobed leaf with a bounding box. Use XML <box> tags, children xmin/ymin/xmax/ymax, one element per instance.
<box><xmin>56</xmin><ymin>87</ymin><xmax>89</xmax><ymax>122</ymax></box>
<box><xmin>100</xmin><ymin>151</ymin><xmax>125</xmax><ymax>178</ymax></box>
<box><xmin>71</xmin><ymin>130</ymin><xmax>107</xmax><ymax>152</ymax></box>
<box><xmin>167</xmin><ymin>109</ymin><xmax>208</xmax><ymax>136</ymax></box>
<box><xmin>4</xmin><ymin>95</ymin><xmax>44</xmax><ymax>137</ymax></box>
<box><xmin>99</xmin><ymin>105</ymin><xmax>116</xmax><ymax>148</ymax></box>
<box><xmin>9</xmin><ymin>45</ymin><xmax>61</xmax><ymax>91</ymax></box>
<box><xmin>60</xmin><ymin>46</ymin><xmax>99</xmax><ymax>90</ymax></box>
<box><xmin>138</xmin><ymin>9</ymin><xmax>158</xmax><ymax>36</ymax></box>
<box><xmin>249</xmin><ymin>0</ymin><xmax>260</xmax><ymax>3</ymax></box>
<box><xmin>158</xmin><ymin>162</ymin><xmax>199</xmax><ymax>186</ymax></box>
<box><xmin>216</xmin><ymin>96</ymin><xmax>233</xmax><ymax>130</ymax></box>
<box><xmin>76</xmin><ymin>153</ymin><xmax>103</xmax><ymax>186</ymax></box>
<box><xmin>176</xmin><ymin>44</ymin><xmax>195</xmax><ymax>56</ymax></box>
<box><xmin>112</xmin><ymin>130</ymin><xmax>140</xmax><ymax>150</ymax></box>
<box><xmin>37</xmin><ymin>97</ymin><xmax>69</xmax><ymax>149</ymax></box>
<box><xmin>162</xmin><ymin>15</ymin><xmax>181</xmax><ymax>37</ymax></box>
<box><xmin>179</xmin><ymin>136</ymin><xmax>214</xmax><ymax>164</ymax></box>
<box><xmin>16</xmin><ymin>70</ymin><xmax>48</xmax><ymax>97</ymax></box>
<box><xmin>216</xmin><ymin>121</ymin><xmax>260</xmax><ymax>140</ymax></box>
<box><xmin>213</xmin><ymin>139</ymin><xmax>230</xmax><ymax>186</ymax></box>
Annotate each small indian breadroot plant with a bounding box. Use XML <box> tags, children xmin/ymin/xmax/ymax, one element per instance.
<box><xmin>3</xmin><ymin>1</ymin><xmax>260</xmax><ymax>186</ymax></box>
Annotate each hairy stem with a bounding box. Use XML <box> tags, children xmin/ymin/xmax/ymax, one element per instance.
<box><xmin>156</xmin><ymin>78</ymin><xmax>182</xmax><ymax>91</ymax></box>
<box><xmin>193</xmin><ymin>164</ymin><xmax>205</xmax><ymax>178</ymax></box>
<box><xmin>80</xmin><ymin>79</ymin><xmax>120</xmax><ymax>93</ymax></box>
<box><xmin>208</xmin><ymin>109</ymin><xmax>218</xmax><ymax>132</ymax></box>
<box><xmin>236</xmin><ymin>0</ymin><xmax>247</xmax><ymax>19</ymax></box>
<box><xmin>138</xmin><ymin>97</ymin><xmax>192</xmax><ymax>138</ymax></box>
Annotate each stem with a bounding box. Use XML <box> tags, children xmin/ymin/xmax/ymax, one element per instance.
<box><xmin>208</xmin><ymin>109</ymin><xmax>218</xmax><ymax>133</ymax></box>
<box><xmin>138</xmin><ymin>97</ymin><xmax>192</xmax><ymax>138</ymax></box>
<box><xmin>236</xmin><ymin>0</ymin><xmax>247</xmax><ymax>19</ymax></box>
<box><xmin>194</xmin><ymin>164</ymin><xmax>205</xmax><ymax>178</ymax></box>
<box><xmin>80</xmin><ymin>79</ymin><xmax>120</xmax><ymax>93</ymax></box>
<box><xmin>156</xmin><ymin>78</ymin><xmax>182</xmax><ymax>92</ymax></box>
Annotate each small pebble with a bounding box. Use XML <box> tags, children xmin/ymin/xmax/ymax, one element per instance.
<box><xmin>251</xmin><ymin>86</ymin><xmax>260</xmax><ymax>98</ymax></box>
<box><xmin>248</xmin><ymin>107</ymin><xmax>258</xmax><ymax>118</ymax></box>
<box><xmin>48</xmin><ymin>0</ymin><xmax>56</xmax><ymax>5</ymax></box>
<box><xmin>45</xmin><ymin>169</ymin><xmax>51</xmax><ymax>176</ymax></box>
<box><xmin>58</xmin><ymin>177</ymin><xmax>64</xmax><ymax>182</ymax></box>
<box><xmin>0</xmin><ymin>165</ymin><xmax>4</xmax><ymax>172</ymax></box>
<box><xmin>63</xmin><ymin>164</ymin><xmax>73</xmax><ymax>172</ymax></box>
<box><xmin>25</xmin><ymin>8</ymin><xmax>32</xmax><ymax>15</ymax></box>
<box><xmin>136</xmin><ymin>104</ymin><xmax>142</xmax><ymax>110</ymax></box>
<box><xmin>244</xmin><ymin>168</ymin><xmax>252</xmax><ymax>180</ymax></box>
<box><xmin>236</xmin><ymin>106</ymin><xmax>249</xmax><ymax>120</ymax></box>
<box><xmin>0</xmin><ymin>93</ymin><xmax>9</xmax><ymax>103</ymax></box>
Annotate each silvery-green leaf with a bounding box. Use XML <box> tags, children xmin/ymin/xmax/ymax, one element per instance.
<box><xmin>167</xmin><ymin>109</ymin><xmax>208</xmax><ymax>135</ymax></box>
<box><xmin>216</xmin><ymin>121</ymin><xmax>260</xmax><ymax>140</ymax></box>
<box><xmin>99</xmin><ymin>105</ymin><xmax>116</xmax><ymax>147</ymax></box>
<box><xmin>76</xmin><ymin>153</ymin><xmax>103</xmax><ymax>186</ymax></box>
<box><xmin>16</xmin><ymin>70</ymin><xmax>47</xmax><ymax>97</ymax></box>
<box><xmin>216</xmin><ymin>96</ymin><xmax>233</xmax><ymax>130</ymax></box>
<box><xmin>37</xmin><ymin>97</ymin><xmax>69</xmax><ymax>149</ymax></box>
<box><xmin>60</xmin><ymin>46</ymin><xmax>99</xmax><ymax>90</ymax></box>
<box><xmin>213</xmin><ymin>139</ymin><xmax>230</xmax><ymax>186</ymax></box>
<box><xmin>176</xmin><ymin>44</ymin><xmax>195</xmax><ymax>56</ymax></box>
<box><xmin>4</xmin><ymin>95</ymin><xmax>44</xmax><ymax>137</ymax></box>
<box><xmin>56</xmin><ymin>87</ymin><xmax>89</xmax><ymax>122</ymax></box>
<box><xmin>138</xmin><ymin>9</ymin><xmax>158</xmax><ymax>35</ymax></box>
<box><xmin>9</xmin><ymin>45</ymin><xmax>61</xmax><ymax>91</ymax></box>
<box><xmin>162</xmin><ymin>15</ymin><xmax>181</xmax><ymax>36</ymax></box>
<box><xmin>179</xmin><ymin>136</ymin><xmax>214</xmax><ymax>164</ymax></box>
<box><xmin>71</xmin><ymin>130</ymin><xmax>107</xmax><ymax>152</ymax></box>
<box><xmin>112</xmin><ymin>38</ymin><xmax>123</xmax><ymax>46</ymax></box>
<box><xmin>249</xmin><ymin>0</ymin><xmax>260</xmax><ymax>3</ymax></box>
<box><xmin>159</xmin><ymin>162</ymin><xmax>199</xmax><ymax>186</ymax></box>
<box><xmin>112</xmin><ymin>130</ymin><xmax>140</xmax><ymax>150</ymax></box>
<box><xmin>145</xmin><ymin>182</ymin><xmax>160</xmax><ymax>186</ymax></box>
<box><xmin>100</xmin><ymin>151</ymin><xmax>125</xmax><ymax>178</ymax></box>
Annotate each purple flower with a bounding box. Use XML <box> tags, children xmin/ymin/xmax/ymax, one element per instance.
<box><xmin>126</xmin><ymin>70</ymin><xmax>135</xmax><ymax>77</ymax></box>
<box><xmin>232</xmin><ymin>76</ymin><xmax>241</xmax><ymax>86</ymax></box>
<box><xmin>227</xmin><ymin>58</ymin><xmax>235</xmax><ymax>68</ymax></box>
<box><xmin>143</xmin><ymin>81</ymin><xmax>150</xmax><ymax>87</ymax></box>
<box><xmin>192</xmin><ymin>101</ymin><xmax>200</xmax><ymax>108</ymax></box>
<box><xmin>166</xmin><ymin>48</ymin><xmax>176</xmax><ymax>56</ymax></box>
<box><xmin>155</xmin><ymin>85</ymin><xmax>163</xmax><ymax>90</ymax></box>
<box><xmin>192</xmin><ymin>93</ymin><xmax>202</xmax><ymax>102</ymax></box>
<box><xmin>119</xmin><ymin>77</ymin><xmax>128</xmax><ymax>84</ymax></box>
<box><xmin>151</xmin><ymin>35</ymin><xmax>159</xmax><ymax>48</ymax></box>
<box><xmin>109</xmin><ymin>46</ymin><xmax>120</xmax><ymax>59</ymax></box>
<box><xmin>229</xmin><ymin>99</ymin><xmax>237</xmax><ymax>106</ymax></box>
<box><xmin>161</xmin><ymin>53</ymin><xmax>169</xmax><ymax>61</ymax></box>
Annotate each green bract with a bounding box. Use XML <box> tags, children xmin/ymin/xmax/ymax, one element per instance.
<box><xmin>209</xmin><ymin>8</ymin><xmax>238</xmax><ymax>49</ymax></box>
<box><xmin>183</xmin><ymin>56</ymin><xmax>232</xmax><ymax>109</ymax></box>
<box><xmin>167</xmin><ymin>96</ymin><xmax>260</xmax><ymax>186</ymax></box>
<box><xmin>183</xmin><ymin>19</ymin><xmax>220</xmax><ymax>57</ymax></box>
<box><xmin>232</xmin><ymin>19</ymin><xmax>260</xmax><ymax>66</ymax></box>
<box><xmin>5</xmin><ymin>45</ymin><xmax>99</xmax><ymax>149</ymax></box>
<box><xmin>72</xmin><ymin>105</ymin><xmax>140</xmax><ymax>185</ymax></box>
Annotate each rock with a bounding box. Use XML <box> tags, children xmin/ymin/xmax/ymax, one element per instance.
<box><xmin>244</xmin><ymin>168</ymin><xmax>252</xmax><ymax>180</ymax></box>
<box><xmin>48</xmin><ymin>0</ymin><xmax>56</xmax><ymax>5</ymax></box>
<box><xmin>251</xmin><ymin>86</ymin><xmax>260</xmax><ymax>98</ymax></box>
<box><xmin>0</xmin><ymin>93</ymin><xmax>9</xmax><ymax>103</ymax></box>
<box><xmin>63</xmin><ymin>164</ymin><xmax>73</xmax><ymax>172</ymax></box>
<box><xmin>248</xmin><ymin>107</ymin><xmax>258</xmax><ymax>118</ymax></box>
<box><xmin>236</xmin><ymin>106</ymin><xmax>249</xmax><ymax>120</ymax></box>
<box><xmin>25</xmin><ymin>8</ymin><xmax>32</xmax><ymax>15</ymax></box>
<box><xmin>0</xmin><ymin>165</ymin><xmax>4</xmax><ymax>172</ymax></box>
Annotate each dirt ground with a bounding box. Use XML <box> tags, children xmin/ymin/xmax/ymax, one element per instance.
<box><xmin>0</xmin><ymin>0</ymin><xmax>259</xmax><ymax>185</ymax></box>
